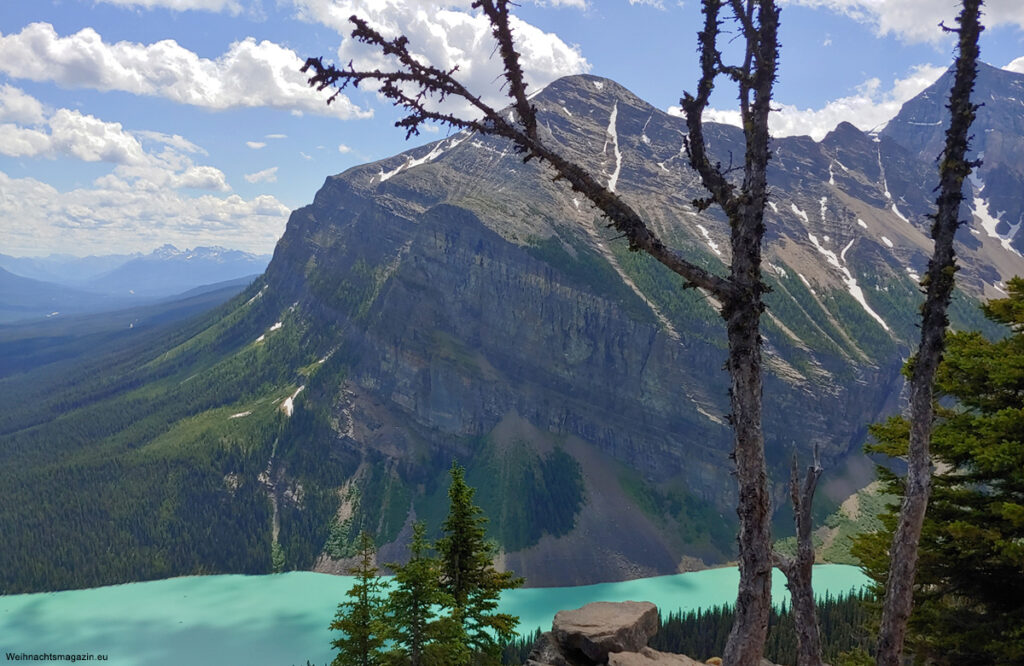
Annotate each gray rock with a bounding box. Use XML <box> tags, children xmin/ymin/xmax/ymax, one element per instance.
<box><xmin>524</xmin><ymin>631</ymin><xmax>574</xmax><ymax>666</ymax></box>
<box><xmin>552</xmin><ymin>601</ymin><xmax>659</xmax><ymax>662</ymax></box>
<box><xmin>607</xmin><ymin>647</ymin><xmax>704</xmax><ymax>665</ymax></box>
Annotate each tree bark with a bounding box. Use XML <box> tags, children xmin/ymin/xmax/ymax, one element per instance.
<box><xmin>721</xmin><ymin>294</ymin><xmax>773</xmax><ymax>666</ymax></box>
<box><xmin>775</xmin><ymin>449</ymin><xmax>824</xmax><ymax>666</ymax></box>
<box><xmin>874</xmin><ymin>2</ymin><xmax>983</xmax><ymax>664</ymax></box>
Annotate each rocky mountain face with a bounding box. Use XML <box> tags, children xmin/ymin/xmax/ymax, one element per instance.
<box><xmin>882</xmin><ymin>62</ymin><xmax>1024</xmax><ymax>258</ymax></box>
<box><xmin>4</xmin><ymin>66</ymin><xmax>1022</xmax><ymax>594</ymax></box>
<box><xmin>251</xmin><ymin>67</ymin><xmax>1021</xmax><ymax>583</ymax></box>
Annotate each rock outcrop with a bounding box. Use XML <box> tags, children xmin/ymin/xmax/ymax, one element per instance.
<box><xmin>525</xmin><ymin>600</ymin><xmax>781</xmax><ymax>666</ymax></box>
<box><xmin>552</xmin><ymin>601</ymin><xmax>659</xmax><ymax>662</ymax></box>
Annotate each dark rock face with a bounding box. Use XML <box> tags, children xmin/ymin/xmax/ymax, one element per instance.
<box><xmin>883</xmin><ymin>62</ymin><xmax>1024</xmax><ymax>255</ymax></box>
<box><xmin>257</xmin><ymin>70</ymin><xmax>1024</xmax><ymax>584</ymax></box>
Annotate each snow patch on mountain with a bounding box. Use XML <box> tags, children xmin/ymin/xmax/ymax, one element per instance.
<box><xmin>603</xmin><ymin>102</ymin><xmax>622</xmax><ymax>193</ymax></box>
<box><xmin>281</xmin><ymin>386</ymin><xmax>305</xmax><ymax>418</ymax></box>
<box><xmin>640</xmin><ymin>113</ymin><xmax>653</xmax><ymax>145</ymax></box>
<box><xmin>971</xmin><ymin>187</ymin><xmax>1022</xmax><ymax>255</ymax></box>
<box><xmin>808</xmin><ymin>233</ymin><xmax>890</xmax><ymax>331</ymax></box>
<box><xmin>791</xmin><ymin>204</ymin><xmax>809</xmax><ymax>224</ymax></box>
<box><xmin>697</xmin><ymin>224</ymin><xmax>721</xmax><ymax>256</ymax></box>
<box><xmin>840</xmin><ymin>239</ymin><xmax>855</xmax><ymax>263</ymax></box>
<box><xmin>379</xmin><ymin>134</ymin><xmax>468</xmax><ymax>182</ymax></box>
<box><xmin>891</xmin><ymin>203</ymin><xmax>909</xmax><ymax>223</ymax></box>
<box><xmin>246</xmin><ymin>284</ymin><xmax>267</xmax><ymax>306</ymax></box>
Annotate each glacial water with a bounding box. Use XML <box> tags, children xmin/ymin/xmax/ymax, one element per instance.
<box><xmin>0</xmin><ymin>565</ymin><xmax>868</xmax><ymax>666</ymax></box>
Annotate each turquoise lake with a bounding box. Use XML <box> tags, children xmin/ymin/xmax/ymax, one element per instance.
<box><xmin>0</xmin><ymin>565</ymin><xmax>868</xmax><ymax>665</ymax></box>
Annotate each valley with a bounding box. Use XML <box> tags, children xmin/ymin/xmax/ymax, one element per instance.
<box><xmin>1</xmin><ymin>65</ymin><xmax>1022</xmax><ymax>595</ymax></box>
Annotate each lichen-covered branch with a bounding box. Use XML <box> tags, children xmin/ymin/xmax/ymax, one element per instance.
<box><xmin>874</xmin><ymin>1</ymin><xmax>983</xmax><ymax>664</ymax></box>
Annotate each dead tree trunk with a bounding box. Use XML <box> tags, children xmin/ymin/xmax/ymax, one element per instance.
<box><xmin>304</xmin><ymin>2</ymin><xmax>780</xmax><ymax>664</ymax></box>
<box><xmin>680</xmin><ymin>3</ymin><xmax>780</xmax><ymax>663</ymax></box>
<box><xmin>874</xmin><ymin>2</ymin><xmax>983</xmax><ymax>664</ymax></box>
<box><xmin>774</xmin><ymin>448</ymin><xmax>824</xmax><ymax>666</ymax></box>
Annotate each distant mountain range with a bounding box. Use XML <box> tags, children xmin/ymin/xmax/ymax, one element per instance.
<box><xmin>0</xmin><ymin>245</ymin><xmax>271</xmax><ymax>322</ymax></box>
<box><xmin>2</xmin><ymin>63</ymin><xmax>1022</xmax><ymax>594</ymax></box>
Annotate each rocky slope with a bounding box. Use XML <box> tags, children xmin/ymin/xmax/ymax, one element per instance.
<box><xmin>4</xmin><ymin>66</ymin><xmax>1022</xmax><ymax>593</ymax></box>
<box><xmin>252</xmin><ymin>68</ymin><xmax>1021</xmax><ymax>582</ymax></box>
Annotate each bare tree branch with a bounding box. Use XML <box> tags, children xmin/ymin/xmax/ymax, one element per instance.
<box><xmin>680</xmin><ymin>0</ymin><xmax>738</xmax><ymax>216</ymax></box>
<box><xmin>303</xmin><ymin>12</ymin><xmax>736</xmax><ymax>299</ymax></box>
<box><xmin>475</xmin><ymin>0</ymin><xmax>538</xmax><ymax>141</ymax></box>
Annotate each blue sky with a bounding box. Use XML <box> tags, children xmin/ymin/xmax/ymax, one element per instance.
<box><xmin>1</xmin><ymin>0</ymin><xmax>1022</xmax><ymax>257</ymax></box>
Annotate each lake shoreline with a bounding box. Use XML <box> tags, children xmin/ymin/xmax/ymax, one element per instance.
<box><xmin>0</xmin><ymin>565</ymin><xmax>869</xmax><ymax>666</ymax></box>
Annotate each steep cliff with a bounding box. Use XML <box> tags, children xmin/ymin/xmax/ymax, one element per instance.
<box><xmin>3</xmin><ymin>69</ymin><xmax>1022</xmax><ymax>593</ymax></box>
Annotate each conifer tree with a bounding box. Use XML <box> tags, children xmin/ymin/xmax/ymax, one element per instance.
<box><xmin>330</xmin><ymin>531</ymin><xmax>388</xmax><ymax>666</ymax></box>
<box><xmin>384</xmin><ymin>521</ymin><xmax>462</xmax><ymax>666</ymax></box>
<box><xmin>855</xmin><ymin>277</ymin><xmax>1024</xmax><ymax>665</ymax></box>
<box><xmin>436</xmin><ymin>462</ymin><xmax>522</xmax><ymax>665</ymax></box>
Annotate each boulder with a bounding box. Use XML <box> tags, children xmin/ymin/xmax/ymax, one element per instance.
<box><xmin>607</xmin><ymin>647</ymin><xmax>705</xmax><ymax>665</ymax></box>
<box><xmin>552</xmin><ymin>601</ymin><xmax>659</xmax><ymax>663</ymax></box>
<box><xmin>524</xmin><ymin>631</ymin><xmax>575</xmax><ymax>666</ymax></box>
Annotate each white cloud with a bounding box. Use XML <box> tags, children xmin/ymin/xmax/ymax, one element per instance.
<box><xmin>292</xmin><ymin>1</ymin><xmax>590</xmax><ymax>117</ymax></box>
<box><xmin>136</xmin><ymin>130</ymin><xmax>206</xmax><ymax>154</ymax></box>
<box><xmin>1006</xmin><ymin>56</ymin><xmax>1024</xmax><ymax>74</ymax></box>
<box><xmin>299</xmin><ymin>151</ymin><xmax>312</xmax><ymax>160</ymax></box>
<box><xmin>48</xmin><ymin>109</ymin><xmax>150</xmax><ymax>164</ymax></box>
<box><xmin>174</xmin><ymin>165</ymin><xmax>231</xmax><ymax>190</ymax></box>
<box><xmin>247</xmin><ymin>141</ymin><xmax>267</xmax><ymax>149</ymax></box>
<box><xmin>670</xmin><ymin>64</ymin><xmax>946</xmax><ymax>141</ymax></box>
<box><xmin>780</xmin><ymin>0</ymin><xmax>1024</xmax><ymax>45</ymax></box>
<box><xmin>0</xmin><ymin>85</ymin><xmax>231</xmax><ymax>194</ymax></box>
<box><xmin>95</xmin><ymin>0</ymin><xmax>244</xmax><ymax>13</ymax></box>
<box><xmin>0</xmin><ymin>124</ymin><xmax>52</xmax><ymax>157</ymax></box>
<box><xmin>628</xmin><ymin>0</ymin><xmax>666</xmax><ymax>8</ymax></box>
<box><xmin>0</xmin><ymin>23</ymin><xmax>371</xmax><ymax>119</ymax></box>
<box><xmin>0</xmin><ymin>170</ymin><xmax>289</xmax><ymax>256</ymax></box>
<box><xmin>244</xmin><ymin>166</ymin><xmax>278</xmax><ymax>183</ymax></box>
<box><xmin>265</xmin><ymin>133</ymin><xmax>287</xmax><ymax>139</ymax></box>
<box><xmin>337</xmin><ymin>143</ymin><xmax>351</xmax><ymax>153</ymax></box>
<box><xmin>0</xmin><ymin>83</ymin><xmax>45</xmax><ymax>124</ymax></box>
<box><xmin>0</xmin><ymin>103</ymin><xmax>149</xmax><ymax>164</ymax></box>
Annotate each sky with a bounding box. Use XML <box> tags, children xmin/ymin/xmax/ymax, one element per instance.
<box><xmin>1</xmin><ymin>0</ymin><xmax>1022</xmax><ymax>258</ymax></box>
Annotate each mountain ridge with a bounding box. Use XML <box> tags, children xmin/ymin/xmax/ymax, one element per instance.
<box><xmin>1</xmin><ymin>67</ymin><xmax>1021</xmax><ymax>593</ymax></box>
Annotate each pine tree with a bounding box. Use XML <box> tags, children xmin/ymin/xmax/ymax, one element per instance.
<box><xmin>436</xmin><ymin>462</ymin><xmax>522</xmax><ymax>665</ymax></box>
<box><xmin>329</xmin><ymin>531</ymin><xmax>388</xmax><ymax>666</ymax></box>
<box><xmin>854</xmin><ymin>277</ymin><xmax>1024</xmax><ymax>664</ymax></box>
<box><xmin>384</xmin><ymin>521</ymin><xmax>462</xmax><ymax>666</ymax></box>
